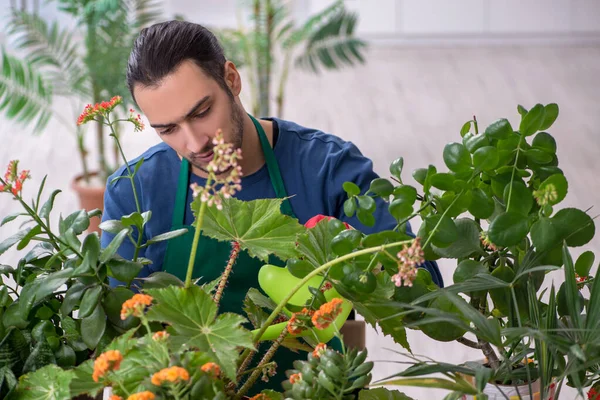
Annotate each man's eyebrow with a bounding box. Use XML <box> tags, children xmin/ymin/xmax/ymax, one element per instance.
<box><xmin>149</xmin><ymin>95</ymin><xmax>210</xmax><ymax>128</ymax></box>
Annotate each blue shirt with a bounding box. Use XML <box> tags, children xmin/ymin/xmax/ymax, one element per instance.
<box><xmin>101</xmin><ymin>118</ymin><xmax>443</xmax><ymax>287</ymax></box>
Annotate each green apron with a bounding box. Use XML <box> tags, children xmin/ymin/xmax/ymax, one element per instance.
<box><xmin>162</xmin><ymin>115</ymin><xmax>301</xmax><ymax>394</ymax></box>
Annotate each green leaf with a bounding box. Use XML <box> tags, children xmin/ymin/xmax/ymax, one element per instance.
<box><xmin>424</xmin><ymin>215</ymin><xmax>458</xmax><ymax>247</ymax></box>
<box><xmin>453</xmin><ymin>260</ymin><xmax>488</xmax><ymax>284</ymax></box>
<box><xmin>539</xmin><ymin>103</ymin><xmax>559</xmax><ymax>131</ymax></box>
<box><xmin>460</xmin><ymin>121</ymin><xmax>471</xmax><ymax>136</ymax></box>
<box><xmin>13</xmin><ymin>364</ymin><xmax>74</xmax><ymax>399</ymax></box>
<box><xmin>462</xmin><ymin>132</ymin><xmax>489</xmax><ymax>153</ymax></box>
<box><xmin>473</xmin><ymin>146</ymin><xmax>499</xmax><ymax>171</ymax></box>
<box><xmin>141</xmin><ymin>272</ymin><xmax>185</xmax><ymax>289</ymax></box>
<box><xmin>0</xmin><ymin>327</ymin><xmax>30</xmax><ymax>372</ymax></box>
<box><xmin>429</xmin><ymin>173</ymin><xmax>455</xmax><ymax>191</ymax></box>
<box><xmin>145</xmin><ymin>228</ymin><xmax>188</xmax><ymax>245</ymax></box>
<box><xmin>517</xmin><ymin>104</ymin><xmax>528</xmax><ymax>116</ymax></box>
<box><xmin>520</xmin><ymin>103</ymin><xmax>546</xmax><ymax>136</ymax></box>
<box><xmin>444</xmin><ymin>292</ymin><xmax>501</xmax><ymax>346</ymax></box>
<box><xmin>413</xmin><ymin>168</ymin><xmax>427</xmax><ymax>186</ymax></box>
<box><xmin>538</xmin><ymin>174</ymin><xmax>568</xmax><ymax>206</ymax></box>
<box><xmin>443</xmin><ymin>143</ymin><xmax>472</xmax><ymax>173</ymax></box>
<box><xmin>99</xmin><ymin>228</ymin><xmax>130</xmax><ymax>263</ymax></box>
<box><xmin>146</xmin><ymin>285</ymin><xmax>255</xmax><ymax>381</ymax></box>
<box><xmin>552</xmin><ymin>208</ymin><xmax>595</xmax><ymax>247</ymax></box>
<box><xmin>468</xmin><ymin>188</ymin><xmax>494</xmax><ymax>219</ymax></box>
<box><xmin>39</xmin><ymin>190</ymin><xmax>61</xmax><ymax>220</ymax></box>
<box><xmin>484</xmin><ymin>119</ymin><xmax>513</xmax><ymax>140</ymax></box>
<box><xmin>357</xmin><ymin>195</ymin><xmax>376</xmax><ymax>212</ymax></box>
<box><xmin>55</xmin><ymin>343</ymin><xmax>76</xmax><ymax>368</ymax></box>
<box><xmin>0</xmin><ymin>227</ymin><xmax>36</xmax><ymax>257</ymax></box>
<box><xmin>19</xmin><ymin>269</ymin><xmax>72</xmax><ymax>317</ymax></box>
<box><xmin>199</xmin><ymin>197</ymin><xmax>304</xmax><ymax>262</ymax></box>
<box><xmin>98</xmin><ymin>220</ymin><xmax>124</xmax><ymax>234</ymax></box>
<box><xmin>17</xmin><ymin>225</ymin><xmax>42</xmax><ymax>250</ymax></box>
<box><xmin>344</xmin><ymin>198</ymin><xmax>357</xmax><ymax>217</ymax></box>
<box><xmin>376</xmin><ymin>377</ymin><xmax>477</xmax><ymax>395</ymax></box>
<box><xmin>562</xmin><ymin>243</ymin><xmax>582</xmax><ymax>330</ymax></box>
<box><xmin>531</xmin><ymin>218</ymin><xmax>559</xmax><ymax>253</ymax></box>
<box><xmin>286</xmin><ymin>259</ymin><xmax>315</xmax><ymax>279</ymax></box>
<box><xmin>81</xmin><ymin>303</ymin><xmax>106</xmax><ymax>350</ymax></box>
<box><xmin>121</xmin><ymin>212</ymin><xmax>144</xmax><ymax>229</ymax></box>
<box><xmin>22</xmin><ymin>339</ymin><xmax>56</xmax><ymax>374</ymax></box>
<box><xmin>107</xmin><ymin>258</ymin><xmax>143</xmax><ymax>284</ymax></box>
<box><xmin>389</xmin><ymin>200</ymin><xmax>413</xmax><ymax>222</ymax></box>
<box><xmin>296</xmin><ymin>218</ymin><xmax>336</xmax><ymax>269</ymax></box>
<box><xmin>532</xmin><ymin>132</ymin><xmax>557</xmax><ymax>154</ymax></box>
<box><xmin>432</xmin><ymin>218</ymin><xmax>482</xmax><ymax>259</ymax></box>
<box><xmin>343</xmin><ymin>182</ymin><xmax>361</xmax><ymax>196</ymax></box>
<box><xmin>369</xmin><ymin>178</ymin><xmax>394</xmax><ymax>197</ymax></box>
<box><xmin>393</xmin><ymin>186</ymin><xmax>417</xmax><ymax>204</ymax></box>
<box><xmin>389</xmin><ymin>158</ymin><xmax>404</xmax><ymax>180</ymax></box>
<box><xmin>575</xmin><ymin>251</ymin><xmax>594</xmax><ymax>278</ymax></box>
<box><xmin>488</xmin><ymin>212</ymin><xmax>529</xmax><ymax>247</ymax></box>
<box><xmin>102</xmin><ymin>288</ymin><xmax>138</xmax><ymax>331</ymax></box>
<box><xmin>77</xmin><ymin>286</ymin><xmax>103</xmax><ymax>319</ymax></box>
<box><xmin>357</xmin><ymin>208</ymin><xmax>375</xmax><ymax>227</ymax></box>
<box><xmin>525</xmin><ymin>149</ymin><xmax>553</xmax><ymax>164</ymax></box>
<box><xmin>504</xmin><ymin>181</ymin><xmax>533</xmax><ymax>215</ymax></box>
<box><xmin>60</xmin><ymin>282</ymin><xmax>86</xmax><ymax>315</ymax></box>
<box><xmin>358</xmin><ymin>387</ymin><xmax>415</xmax><ymax>400</ymax></box>
<box><xmin>1</xmin><ymin>212</ymin><xmax>25</xmax><ymax>227</ymax></box>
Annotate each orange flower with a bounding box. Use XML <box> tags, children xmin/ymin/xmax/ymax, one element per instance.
<box><xmin>120</xmin><ymin>294</ymin><xmax>153</xmax><ymax>320</ymax></box>
<box><xmin>312</xmin><ymin>343</ymin><xmax>327</xmax><ymax>358</ymax></box>
<box><xmin>1</xmin><ymin>160</ymin><xmax>30</xmax><ymax>197</ymax></box>
<box><xmin>312</xmin><ymin>298</ymin><xmax>344</xmax><ymax>330</ymax></box>
<box><xmin>92</xmin><ymin>350</ymin><xmax>123</xmax><ymax>382</ymax></box>
<box><xmin>128</xmin><ymin>108</ymin><xmax>145</xmax><ymax>132</ymax></box>
<box><xmin>289</xmin><ymin>372</ymin><xmax>302</xmax><ymax>384</ymax></box>
<box><xmin>249</xmin><ymin>395</ymin><xmax>269</xmax><ymax>400</ymax></box>
<box><xmin>109</xmin><ymin>396</ymin><xmax>123</xmax><ymax>400</ymax></box>
<box><xmin>151</xmin><ymin>366</ymin><xmax>190</xmax><ymax>386</ymax></box>
<box><xmin>77</xmin><ymin>96</ymin><xmax>122</xmax><ymax>125</ymax></box>
<box><xmin>201</xmin><ymin>362</ymin><xmax>221</xmax><ymax>378</ymax></box>
<box><xmin>127</xmin><ymin>392</ymin><xmax>155</xmax><ymax>400</ymax></box>
<box><xmin>152</xmin><ymin>331</ymin><xmax>169</xmax><ymax>341</ymax></box>
<box><xmin>286</xmin><ymin>308</ymin><xmax>314</xmax><ymax>335</ymax></box>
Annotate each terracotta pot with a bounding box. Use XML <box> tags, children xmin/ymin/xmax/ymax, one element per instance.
<box><xmin>71</xmin><ymin>172</ymin><xmax>105</xmax><ymax>234</ymax></box>
<box><xmin>340</xmin><ymin>320</ymin><xmax>366</xmax><ymax>350</ymax></box>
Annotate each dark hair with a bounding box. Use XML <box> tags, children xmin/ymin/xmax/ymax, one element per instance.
<box><xmin>126</xmin><ymin>20</ymin><xmax>230</xmax><ymax>100</ymax></box>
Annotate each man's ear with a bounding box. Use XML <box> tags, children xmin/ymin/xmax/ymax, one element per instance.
<box><xmin>224</xmin><ymin>61</ymin><xmax>242</xmax><ymax>96</ymax></box>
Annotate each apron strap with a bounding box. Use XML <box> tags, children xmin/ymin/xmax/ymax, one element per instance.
<box><xmin>171</xmin><ymin>158</ymin><xmax>190</xmax><ymax>227</ymax></box>
<box><xmin>249</xmin><ymin>115</ymin><xmax>295</xmax><ymax>217</ymax></box>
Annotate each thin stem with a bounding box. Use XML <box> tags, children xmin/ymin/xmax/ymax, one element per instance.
<box><xmin>252</xmin><ymin>239</ymin><xmax>412</xmax><ymax>344</ymax></box>
<box><xmin>185</xmin><ymin>198</ymin><xmax>209</xmax><ymax>288</ymax></box>
<box><xmin>276</xmin><ymin>50</ymin><xmax>292</xmax><ymax>117</ymax></box>
<box><xmin>332</xmin><ymin>321</ymin><xmax>345</xmax><ymax>355</ymax></box>
<box><xmin>510</xmin><ymin>286</ymin><xmax>533</xmax><ymax>396</ymax></box>
<box><xmin>235</xmin><ymin>350</ymin><xmax>257</xmax><ymax>383</ymax></box>
<box><xmin>237</xmin><ymin>328</ymin><xmax>287</xmax><ymax>398</ymax></box>
<box><xmin>214</xmin><ymin>242</ymin><xmax>240</xmax><ymax>308</ymax></box>
<box><xmin>393</xmin><ymin>197</ymin><xmax>435</xmax><ymax>232</ymax></box>
<box><xmin>457</xmin><ymin>337</ymin><xmax>482</xmax><ymax>349</ymax></box>
<box><xmin>506</xmin><ymin>134</ymin><xmax>525</xmax><ymax>213</ymax></box>
<box><xmin>479</xmin><ymin>340</ymin><xmax>500</xmax><ymax>369</ymax></box>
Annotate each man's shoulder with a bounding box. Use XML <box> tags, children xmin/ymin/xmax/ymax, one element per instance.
<box><xmin>107</xmin><ymin>142</ymin><xmax>176</xmax><ymax>184</ymax></box>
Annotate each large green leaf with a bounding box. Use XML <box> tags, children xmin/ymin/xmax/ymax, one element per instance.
<box><xmin>432</xmin><ymin>218</ymin><xmax>482</xmax><ymax>259</ymax></box>
<box><xmin>552</xmin><ymin>208</ymin><xmax>595</xmax><ymax>247</ymax></box>
<box><xmin>22</xmin><ymin>340</ymin><xmax>56</xmax><ymax>374</ymax></box>
<box><xmin>424</xmin><ymin>215</ymin><xmax>458</xmax><ymax>247</ymax></box>
<box><xmin>146</xmin><ymin>285</ymin><xmax>255</xmax><ymax>381</ymax></box>
<box><xmin>539</xmin><ymin>103</ymin><xmax>559</xmax><ymax>131</ymax></box>
<box><xmin>80</xmin><ymin>303</ymin><xmax>106</xmax><ymax>350</ymax></box>
<box><xmin>0</xmin><ymin>226</ymin><xmax>36</xmax><ymax>257</ymax></box>
<box><xmin>199</xmin><ymin>197</ymin><xmax>304</xmax><ymax>262</ymax></box>
<box><xmin>468</xmin><ymin>188</ymin><xmax>494</xmax><ymax>219</ymax></box>
<box><xmin>19</xmin><ymin>269</ymin><xmax>73</xmax><ymax>317</ymax></box>
<box><xmin>488</xmin><ymin>212</ymin><xmax>529</xmax><ymax>247</ymax></box>
<box><xmin>531</xmin><ymin>218</ymin><xmax>559</xmax><ymax>253</ymax></box>
<box><xmin>520</xmin><ymin>104</ymin><xmax>546</xmax><ymax>136</ymax></box>
<box><xmin>443</xmin><ymin>143</ymin><xmax>472</xmax><ymax>173</ymax></box>
<box><xmin>294</xmin><ymin>10</ymin><xmax>367</xmax><ymax>74</ymax></box>
<box><xmin>0</xmin><ymin>328</ymin><xmax>30</xmax><ymax>373</ymax></box>
<box><xmin>358</xmin><ymin>387</ymin><xmax>415</xmax><ymax>400</ymax></box>
<box><xmin>12</xmin><ymin>364</ymin><xmax>74</xmax><ymax>400</ymax></box>
<box><xmin>504</xmin><ymin>181</ymin><xmax>533</xmax><ymax>215</ymax></box>
<box><xmin>484</xmin><ymin>118</ymin><xmax>513</xmax><ymax>140</ymax></box>
<box><xmin>0</xmin><ymin>49</ymin><xmax>53</xmax><ymax>132</ymax></box>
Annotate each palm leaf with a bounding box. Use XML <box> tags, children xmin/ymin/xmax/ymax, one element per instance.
<box><xmin>7</xmin><ymin>11</ymin><xmax>89</xmax><ymax>98</ymax></box>
<box><xmin>213</xmin><ymin>28</ymin><xmax>248</xmax><ymax>67</ymax></box>
<box><xmin>0</xmin><ymin>48</ymin><xmax>53</xmax><ymax>132</ymax></box>
<box><xmin>283</xmin><ymin>0</ymin><xmax>344</xmax><ymax>48</ymax></box>
<box><xmin>295</xmin><ymin>10</ymin><xmax>367</xmax><ymax>74</ymax></box>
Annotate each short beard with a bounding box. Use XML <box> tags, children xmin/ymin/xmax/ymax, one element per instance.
<box><xmin>188</xmin><ymin>100</ymin><xmax>244</xmax><ymax>175</ymax></box>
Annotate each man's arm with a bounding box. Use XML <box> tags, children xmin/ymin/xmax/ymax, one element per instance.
<box><xmin>326</xmin><ymin>141</ymin><xmax>444</xmax><ymax>287</ymax></box>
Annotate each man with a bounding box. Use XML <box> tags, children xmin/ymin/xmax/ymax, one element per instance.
<box><xmin>102</xmin><ymin>20</ymin><xmax>442</xmax><ymax>392</ymax></box>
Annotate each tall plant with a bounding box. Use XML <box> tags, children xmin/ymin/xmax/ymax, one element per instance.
<box><xmin>214</xmin><ymin>0</ymin><xmax>367</xmax><ymax>117</ymax></box>
<box><xmin>0</xmin><ymin>0</ymin><xmax>162</xmax><ymax>183</ymax></box>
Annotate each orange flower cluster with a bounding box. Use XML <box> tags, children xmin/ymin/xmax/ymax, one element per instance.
<box><xmin>109</xmin><ymin>396</ymin><xmax>123</xmax><ymax>400</ymax></box>
<box><xmin>287</xmin><ymin>308</ymin><xmax>314</xmax><ymax>335</ymax></box>
<box><xmin>312</xmin><ymin>298</ymin><xmax>344</xmax><ymax>330</ymax></box>
<box><xmin>151</xmin><ymin>366</ymin><xmax>190</xmax><ymax>386</ymax></box>
<box><xmin>77</xmin><ymin>96</ymin><xmax>122</xmax><ymax>125</ymax></box>
<box><xmin>92</xmin><ymin>350</ymin><xmax>123</xmax><ymax>382</ymax></box>
<box><xmin>249</xmin><ymin>395</ymin><xmax>270</xmax><ymax>400</ymax></box>
<box><xmin>152</xmin><ymin>331</ymin><xmax>169</xmax><ymax>341</ymax></box>
<box><xmin>312</xmin><ymin>343</ymin><xmax>327</xmax><ymax>358</ymax></box>
<box><xmin>201</xmin><ymin>362</ymin><xmax>221</xmax><ymax>378</ymax></box>
<box><xmin>127</xmin><ymin>392</ymin><xmax>155</xmax><ymax>400</ymax></box>
<box><xmin>289</xmin><ymin>373</ymin><xmax>302</xmax><ymax>384</ymax></box>
<box><xmin>128</xmin><ymin>108</ymin><xmax>145</xmax><ymax>132</ymax></box>
<box><xmin>0</xmin><ymin>160</ymin><xmax>30</xmax><ymax>196</ymax></box>
<box><xmin>120</xmin><ymin>294</ymin><xmax>153</xmax><ymax>320</ymax></box>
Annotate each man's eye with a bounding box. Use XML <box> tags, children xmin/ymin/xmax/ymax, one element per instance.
<box><xmin>160</xmin><ymin>127</ymin><xmax>175</xmax><ymax>135</ymax></box>
<box><xmin>193</xmin><ymin>107</ymin><xmax>211</xmax><ymax>119</ymax></box>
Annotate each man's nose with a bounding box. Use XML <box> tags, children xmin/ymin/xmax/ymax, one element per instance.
<box><xmin>182</xmin><ymin>123</ymin><xmax>208</xmax><ymax>153</ymax></box>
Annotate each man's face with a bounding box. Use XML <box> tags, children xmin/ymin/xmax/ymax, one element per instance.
<box><xmin>133</xmin><ymin>60</ymin><xmax>244</xmax><ymax>174</ymax></box>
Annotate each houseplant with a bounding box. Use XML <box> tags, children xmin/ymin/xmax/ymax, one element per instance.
<box><xmin>0</xmin><ymin>0</ymin><xmax>161</xmax><ymax>232</ymax></box>
<box><xmin>212</xmin><ymin>0</ymin><xmax>367</xmax><ymax>117</ymax></box>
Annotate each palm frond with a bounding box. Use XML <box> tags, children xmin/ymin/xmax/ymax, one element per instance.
<box><xmin>283</xmin><ymin>0</ymin><xmax>344</xmax><ymax>49</ymax></box>
<box><xmin>0</xmin><ymin>48</ymin><xmax>54</xmax><ymax>132</ymax></box>
<box><xmin>7</xmin><ymin>11</ymin><xmax>89</xmax><ymax>98</ymax></box>
<box><xmin>294</xmin><ymin>10</ymin><xmax>367</xmax><ymax>74</ymax></box>
<box><xmin>213</xmin><ymin>28</ymin><xmax>248</xmax><ymax>67</ymax></box>
<box><xmin>123</xmin><ymin>0</ymin><xmax>163</xmax><ymax>30</ymax></box>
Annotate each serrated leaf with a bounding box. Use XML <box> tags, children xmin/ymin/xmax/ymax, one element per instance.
<box><xmin>358</xmin><ymin>387</ymin><xmax>415</xmax><ymax>400</ymax></box>
<box><xmin>13</xmin><ymin>364</ymin><xmax>74</xmax><ymax>399</ymax></box>
<box><xmin>198</xmin><ymin>197</ymin><xmax>304</xmax><ymax>262</ymax></box>
<box><xmin>146</xmin><ymin>285</ymin><xmax>255</xmax><ymax>381</ymax></box>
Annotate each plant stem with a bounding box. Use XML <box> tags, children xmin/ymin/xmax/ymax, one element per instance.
<box><xmin>332</xmin><ymin>321</ymin><xmax>345</xmax><ymax>355</ymax></box>
<box><xmin>237</xmin><ymin>328</ymin><xmax>288</xmax><ymax>398</ymax></box>
<box><xmin>393</xmin><ymin>197</ymin><xmax>435</xmax><ymax>232</ymax></box>
<box><xmin>457</xmin><ymin>337</ymin><xmax>482</xmax><ymax>349</ymax></box>
<box><xmin>214</xmin><ymin>242</ymin><xmax>241</xmax><ymax>308</ymax></box>
<box><xmin>276</xmin><ymin>50</ymin><xmax>292</xmax><ymax>117</ymax></box>
<box><xmin>479</xmin><ymin>339</ymin><xmax>500</xmax><ymax>369</ymax></box>
<box><xmin>252</xmin><ymin>239</ymin><xmax>412</xmax><ymax>344</ymax></box>
<box><xmin>506</xmin><ymin>134</ymin><xmax>525</xmax><ymax>213</ymax></box>
<box><xmin>185</xmin><ymin>199</ymin><xmax>209</xmax><ymax>288</ymax></box>
<box><xmin>76</xmin><ymin>127</ymin><xmax>90</xmax><ymax>183</ymax></box>
<box><xmin>235</xmin><ymin>350</ymin><xmax>257</xmax><ymax>383</ymax></box>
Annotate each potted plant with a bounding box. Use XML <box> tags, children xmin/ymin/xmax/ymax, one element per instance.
<box><xmin>210</xmin><ymin>0</ymin><xmax>368</xmax><ymax>118</ymax></box>
<box><xmin>0</xmin><ymin>0</ymin><xmax>161</xmax><ymax>232</ymax></box>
